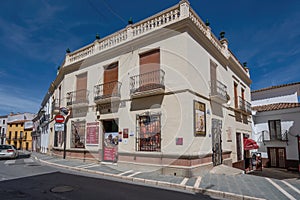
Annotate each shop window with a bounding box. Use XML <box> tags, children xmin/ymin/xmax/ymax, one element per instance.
<box><xmin>71</xmin><ymin>121</ymin><xmax>86</xmax><ymax>148</ymax></box>
<box><xmin>136</xmin><ymin>112</ymin><xmax>161</xmax><ymax>152</ymax></box>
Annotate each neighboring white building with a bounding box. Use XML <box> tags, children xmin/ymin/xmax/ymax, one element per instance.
<box><xmin>46</xmin><ymin>0</ymin><xmax>252</xmax><ymax>176</ymax></box>
<box><xmin>0</xmin><ymin>115</ymin><xmax>8</xmax><ymax>145</ymax></box>
<box><xmin>252</xmin><ymin>82</ymin><xmax>300</xmax><ymax>171</ymax></box>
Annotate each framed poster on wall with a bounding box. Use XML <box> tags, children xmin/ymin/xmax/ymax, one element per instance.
<box><xmin>194</xmin><ymin>100</ymin><xmax>206</xmax><ymax>136</ymax></box>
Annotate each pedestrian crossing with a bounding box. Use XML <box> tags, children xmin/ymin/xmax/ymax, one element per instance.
<box><xmin>4</xmin><ymin>158</ymin><xmax>35</xmax><ymax>165</ymax></box>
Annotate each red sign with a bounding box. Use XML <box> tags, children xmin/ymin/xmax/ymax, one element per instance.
<box><xmin>86</xmin><ymin>122</ymin><xmax>99</xmax><ymax>145</ymax></box>
<box><xmin>55</xmin><ymin>115</ymin><xmax>65</xmax><ymax>123</ymax></box>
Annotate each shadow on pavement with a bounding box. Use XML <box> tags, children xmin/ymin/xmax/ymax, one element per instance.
<box><xmin>247</xmin><ymin>167</ymin><xmax>299</xmax><ymax>180</ymax></box>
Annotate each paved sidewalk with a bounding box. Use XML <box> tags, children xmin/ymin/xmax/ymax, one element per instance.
<box><xmin>32</xmin><ymin>153</ymin><xmax>299</xmax><ymax>200</ymax></box>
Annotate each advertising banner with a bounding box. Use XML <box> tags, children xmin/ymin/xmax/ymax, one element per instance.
<box><xmin>103</xmin><ymin>132</ymin><xmax>119</xmax><ymax>162</ymax></box>
<box><xmin>86</xmin><ymin>122</ymin><xmax>99</xmax><ymax>145</ymax></box>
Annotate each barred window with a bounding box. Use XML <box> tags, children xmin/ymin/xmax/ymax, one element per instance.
<box><xmin>136</xmin><ymin>112</ymin><xmax>161</xmax><ymax>152</ymax></box>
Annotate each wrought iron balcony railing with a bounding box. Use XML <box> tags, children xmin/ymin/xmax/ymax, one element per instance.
<box><xmin>238</xmin><ymin>97</ymin><xmax>251</xmax><ymax>114</ymax></box>
<box><xmin>130</xmin><ymin>69</ymin><xmax>165</xmax><ymax>95</ymax></box>
<box><xmin>94</xmin><ymin>81</ymin><xmax>121</xmax><ymax>103</ymax></box>
<box><xmin>210</xmin><ymin>80</ymin><xmax>228</xmax><ymax>103</ymax></box>
<box><xmin>51</xmin><ymin>99</ymin><xmax>60</xmax><ymax>114</ymax></box>
<box><xmin>262</xmin><ymin>130</ymin><xmax>289</xmax><ymax>142</ymax></box>
<box><xmin>66</xmin><ymin>89</ymin><xmax>89</xmax><ymax>106</ymax></box>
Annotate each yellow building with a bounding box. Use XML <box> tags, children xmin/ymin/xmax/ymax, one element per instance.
<box><xmin>6</xmin><ymin>120</ymin><xmax>33</xmax><ymax>151</ymax></box>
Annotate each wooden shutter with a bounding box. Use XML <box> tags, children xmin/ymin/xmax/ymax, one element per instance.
<box><xmin>139</xmin><ymin>49</ymin><xmax>160</xmax><ymax>86</ymax></box>
<box><xmin>103</xmin><ymin>63</ymin><xmax>118</xmax><ymax>96</ymax></box>
<box><xmin>76</xmin><ymin>73</ymin><xmax>87</xmax><ymax>103</ymax></box>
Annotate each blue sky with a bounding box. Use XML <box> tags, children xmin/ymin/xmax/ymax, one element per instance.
<box><xmin>0</xmin><ymin>0</ymin><xmax>299</xmax><ymax>115</ymax></box>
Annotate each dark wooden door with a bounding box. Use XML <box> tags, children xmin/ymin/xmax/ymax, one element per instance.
<box><xmin>268</xmin><ymin>147</ymin><xmax>286</xmax><ymax>168</ymax></box>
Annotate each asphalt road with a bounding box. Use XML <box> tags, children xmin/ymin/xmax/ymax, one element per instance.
<box><xmin>0</xmin><ymin>155</ymin><xmax>219</xmax><ymax>200</ymax></box>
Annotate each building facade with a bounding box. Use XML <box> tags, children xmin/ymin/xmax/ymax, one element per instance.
<box><xmin>47</xmin><ymin>1</ymin><xmax>252</xmax><ymax>176</ymax></box>
<box><xmin>252</xmin><ymin>82</ymin><xmax>300</xmax><ymax>171</ymax></box>
<box><xmin>6</xmin><ymin>113</ymin><xmax>35</xmax><ymax>150</ymax></box>
<box><xmin>0</xmin><ymin>115</ymin><xmax>8</xmax><ymax>145</ymax></box>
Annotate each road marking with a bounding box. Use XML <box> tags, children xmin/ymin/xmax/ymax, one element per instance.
<box><xmin>282</xmin><ymin>180</ymin><xmax>300</xmax><ymax>195</ymax></box>
<box><xmin>4</xmin><ymin>160</ymin><xmax>15</xmax><ymax>165</ymax></box>
<box><xmin>118</xmin><ymin>170</ymin><xmax>133</xmax><ymax>176</ymax></box>
<box><xmin>127</xmin><ymin>171</ymin><xmax>141</xmax><ymax>177</ymax></box>
<box><xmin>76</xmin><ymin>163</ymin><xmax>98</xmax><ymax>168</ymax></box>
<box><xmin>24</xmin><ymin>158</ymin><xmax>34</xmax><ymax>163</ymax></box>
<box><xmin>266</xmin><ymin>178</ymin><xmax>296</xmax><ymax>200</ymax></box>
<box><xmin>81</xmin><ymin>164</ymin><xmax>99</xmax><ymax>169</ymax></box>
<box><xmin>180</xmin><ymin>177</ymin><xmax>189</xmax><ymax>185</ymax></box>
<box><xmin>194</xmin><ymin>176</ymin><xmax>202</xmax><ymax>188</ymax></box>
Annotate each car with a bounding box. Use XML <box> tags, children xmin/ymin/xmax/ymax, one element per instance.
<box><xmin>0</xmin><ymin>145</ymin><xmax>19</xmax><ymax>159</ymax></box>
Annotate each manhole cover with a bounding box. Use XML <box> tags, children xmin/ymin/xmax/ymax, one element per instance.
<box><xmin>50</xmin><ymin>186</ymin><xmax>74</xmax><ymax>193</ymax></box>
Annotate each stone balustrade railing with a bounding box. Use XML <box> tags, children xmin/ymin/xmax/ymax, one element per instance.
<box><xmin>63</xmin><ymin>0</ymin><xmax>246</xmax><ymax>76</ymax></box>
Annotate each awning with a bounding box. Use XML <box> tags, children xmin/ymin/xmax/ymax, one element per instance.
<box><xmin>243</xmin><ymin>138</ymin><xmax>259</xmax><ymax>150</ymax></box>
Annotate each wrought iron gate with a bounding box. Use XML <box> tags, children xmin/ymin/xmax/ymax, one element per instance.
<box><xmin>212</xmin><ymin>118</ymin><xmax>222</xmax><ymax>166</ymax></box>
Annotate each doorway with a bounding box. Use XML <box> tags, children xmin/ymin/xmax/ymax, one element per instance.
<box><xmin>268</xmin><ymin>147</ymin><xmax>286</xmax><ymax>168</ymax></box>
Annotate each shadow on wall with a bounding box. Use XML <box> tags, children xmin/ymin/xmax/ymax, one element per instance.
<box><xmin>210</xmin><ymin>101</ymin><xmax>224</xmax><ymax>118</ymax></box>
<box><xmin>130</xmin><ymin>95</ymin><xmax>163</xmax><ymax>111</ymax></box>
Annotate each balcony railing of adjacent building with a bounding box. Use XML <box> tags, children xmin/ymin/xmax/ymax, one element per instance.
<box><xmin>130</xmin><ymin>69</ymin><xmax>165</xmax><ymax>97</ymax></box>
<box><xmin>262</xmin><ymin>130</ymin><xmax>289</xmax><ymax>143</ymax></box>
<box><xmin>210</xmin><ymin>80</ymin><xmax>228</xmax><ymax>104</ymax></box>
<box><xmin>66</xmin><ymin>89</ymin><xmax>89</xmax><ymax>106</ymax></box>
<box><xmin>40</xmin><ymin>114</ymin><xmax>50</xmax><ymax>125</ymax></box>
<box><xmin>52</xmin><ymin>99</ymin><xmax>60</xmax><ymax>115</ymax></box>
<box><xmin>238</xmin><ymin>97</ymin><xmax>251</xmax><ymax>114</ymax></box>
<box><xmin>94</xmin><ymin>81</ymin><xmax>122</xmax><ymax>104</ymax></box>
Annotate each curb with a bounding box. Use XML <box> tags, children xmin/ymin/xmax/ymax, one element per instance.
<box><xmin>34</xmin><ymin>156</ymin><xmax>266</xmax><ymax>200</ymax></box>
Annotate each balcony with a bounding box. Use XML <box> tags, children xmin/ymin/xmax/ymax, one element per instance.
<box><xmin>210</xmin><ymin>80</ymin><xmax>228</xmax><ymax>104</ymax></box>
<box><xmin>130</xmin><ymin>69</ymin><xmax>165</xmax><ymax>98</ymax></box>
<box><xmin>262</xmin><ymin>130</ymin><xmax>288</xmax><ymax>143</ymax></box>
<box><xmin>40</xmin><ymin>114</ymin><xmax>50</xmax><ymax>125</ymax></box>
<box><xmin>238</xmin><ymin>97</ymin><xmax>251</xmax><ymax>114</ymax></box>
<box><xmin>52</xmin><ymin>99</ymin><xmax>60</xmax><ymax>115</ymax></box>
<box><xmin>66</xmin><ymin>89</ymin><xmax>89</xmax><ymax>108</ymax></box>
<box><xmin>94</xmin><ymin>81</ymin><xmax>121</xmax><ymax>104</ymax></box>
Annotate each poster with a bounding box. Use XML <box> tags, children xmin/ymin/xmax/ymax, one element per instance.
<box><xmin>86</xmin><ymin>122</ymin><xmax>99</xmax><ymax>145</ymax></box>
<box><xmin>103</xmin><ymin>132</ymin><xmax>119</xmax><ymax>162</ymax></box>
<box><xmin>194</xmin><ymin>101</ymin><xmax>206</xmax><ymax>136</ymax></box>
<box><xmin>123</xmin><ymin>128</ymin><xmax>129</xmax><ymax>138</ymax></box>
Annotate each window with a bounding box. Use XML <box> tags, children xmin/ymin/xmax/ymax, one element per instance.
<box><xmin>2</xmin><ymin>120</ymin><xmax>5</xmax><ymax>124</ymax></box>
<box><xmin>15</xmin><ymin>131</ymin><xmax>18</xmax><ymax>139</ymax></box>
<box><xmin>16</xmin><ymin>124</ymin><xmax>18</xmax><ymax>127</ymax></box>
<box><xmin>268</xmin><ymin>120</ymin><xmax>281</xmax><ymax>140</ymax></box>
<box><xmin>9</xmin><ymin>131</ymin><xmax>12</xmax><ymax>139</ymax></box>
<box><xmin>136</xmin><ymin>112</ymin><xmax>161</xmax><ymax>152</ymax></box>
<box><xmin>234</xmin><ymin>82</ymin><xmax>238</xmax><ymax>108</ymax></box>
<box><xmin>71</xmin><ymin>121</ymin><xmax>86</xmax><ymax>148</ymax></box>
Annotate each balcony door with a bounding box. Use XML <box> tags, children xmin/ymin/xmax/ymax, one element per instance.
<box><xmin>76</xmin><ymin>72</ymin><xmax>87</xmax><ymax>103</ymax></box>
<box><xmin>139</xmin><ymin>49</ymin><xmax>160</xmax><ymax>89</ymax></box>
<box><xmin>103</xmin><ymin>63</ymin><xmax>118</xmax><ymax>97</ymax></box>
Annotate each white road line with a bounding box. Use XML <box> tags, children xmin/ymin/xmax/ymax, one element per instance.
<box><xmin>127</xmin><ymin>171</ymin><xmax>141</xmax><ymax>177</ymax></box>
<box><xmin>4</xmin><ymin>160</ymin><xmax>15</xmax><ymax>165</ymax></box>
<box><xmin>266</xmin><ymin>178</ymin><xmax>296</xmax><ymax>200</ymax></box>
<box><xmin>81</xmin><ymin>164</ymin><xmax>99</xmax><ymax>169</ymax></box>
<box><xmin>194</xmin><ymin>176</ymin><xmax>202</xmax><ymax>188</ymax></box>
<box><xmin>118</xmin><ymin>170</ymin><xmax>133</xmax><ymax>176</ymax></box>
<box><xmin>24</xmin><ymin>158</ymin><xmax>34</xmax><ymax>163</ymax></box>
<box><xmin>76</xmin><ymin>163</ymin><xmax>98</xmax><ymax>168</ymax></box>
<box><xmin>282</xmin><ymin>180</ymin><xmax>300</xmax><ymax>195</ymax></box>
<box><xmin>180</xmin><ymin>177</ymin><xmax>189</xmax><ymax>185</ymax></box>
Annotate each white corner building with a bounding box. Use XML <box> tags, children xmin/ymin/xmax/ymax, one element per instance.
<box><xmin>46</xmin><ymin>0</ymin><xmax>252</xmax><ymax>176</ymax></box>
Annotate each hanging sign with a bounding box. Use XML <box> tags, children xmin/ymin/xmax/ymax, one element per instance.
<box><xmin>54</xmin><ymin>123</ymin><xmax>64</xmax><ymax>132</ymax></box>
